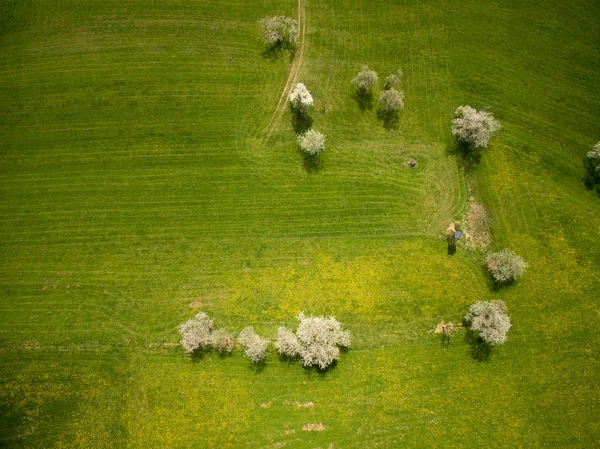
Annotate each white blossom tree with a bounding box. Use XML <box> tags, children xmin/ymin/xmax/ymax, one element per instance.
<box><xmin>587</xmin><ymin>141</ymin><xmax>600</xmax><ymax>160</ymax></box>
<box><xmin>485</xmin><ymin>249</ymin><xmax>526</xmax><ymax>283</ymax></box>
<box><xmin>352</xmin><ymin>65</ymin><xmax>378</xmax><ymax>95</ymax></box>
<box><xmin>178</xmin><ymin>312</ymin><xmax>214</xmax><ymax>354</ymax></box>
<box><xmin>275</xmin><ymin>312</ymin><xmax>351</xmax><ymax>369</ymax></box>
<box><xmin>238</xmin><ymin>327</ymin><xmax>270</xmax><ymax>363</ymax></box>
<box><xmin>210</xmin><ymin>328</ymin><xmax>235</xmax><ymax>354</ymax></box>
<box><xmin>275</xmin><ymin>326</ymin><xmax>302</xmax><ymax>357</ymax></box>
<box><xmin>452</xmin><ymin>105</ymin><xmax>501</xmax><ymax>149</ymax></box>
<box><xmin>297</xmin><ymin>129</ymin><xmax>325</xmax><ymax>156</ymax></box>
<box><xmin>465</xmin><ymin>300</ymin><xmax>511</xmax><ymax>345</ymax></box>
<box><xmin>384</xmin><ymin>68</ymin><xmax>403</xmax><ymax>90</ymax></box>
<box><xmin>259</xmin><ymin>16</ymin><xmax>298</xmax><ymax>48</ymax></box>
<box><xmin>289</xmin><ymin>82</ymin><xmax>313</xmax><ymax>116</ymax></box>
<box><xmin>378</xmin><ymin>88</ymin><xmax>404</xmax><ymax>114</ymax></box>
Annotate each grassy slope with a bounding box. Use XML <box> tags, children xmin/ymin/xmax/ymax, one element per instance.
<box><xmin>0</xmin><ymin>0</ymin><xmax>599</xmax><ymax>447</ymax></box>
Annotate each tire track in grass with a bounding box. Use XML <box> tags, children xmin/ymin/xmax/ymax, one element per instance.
<box><xmin>262</xmin><ymin>0</ymin><xmax>307</xmax><ymax>141</ymax></box>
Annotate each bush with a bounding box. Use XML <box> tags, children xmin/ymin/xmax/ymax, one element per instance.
<box><xmin>384</xmin><ymin>68</ymin><xmax>403</xmax><ymax>90</ymax></box>
<box><xmin>452</xmin><ymin>105</ymin><xmax>501</xmax><ymax>149</ymax></box>
<box><xmin>290</xmin><ymin>312</ymin><xmax>351</xmax><ymax>370</ymax></box>
<box><xmin>297</xmin><ymin>129</ymin><xmax>325</xmax><ymax>156</ymax></box>
<box><xmin>352</xmin><ymin>65</ymin><xmax>378</xmax><ymax>94</ymax></box>
<box><xmin>289</xmin><ymin>82</ymin><xmax>313</xmax><ymax>116</ymax></box>
<box><xmin>238</xmin><ymin>327</ymin><xmax>270</xmax><ymax>363</ymax></box>
<box><xmin>210</xmin><ymin>328</ymin><xmax>235</xmax><ymax>354</ymax></box>
<box><xmin>465</xmin><ymin>300</ymin><xmax>511</xmax><ymax>345</ymax></box>
<box><xmin>259</xmin><ymin>16</ymin><xmax>298</xmax><ymax>48</ymax></box>
<box><xmin>178</xmin><ymin>312</ymin><xmax>214</xmax><ymax>354</ymax></box>
<box><xmin>378</xmin><ymin>88</ymin><xmax>404</xmax><ymax>113</ymax></box>
<box><xmin>485</xmin><ymin>249</ymin><xmax>527</xmax><ymax>283</ymax></box>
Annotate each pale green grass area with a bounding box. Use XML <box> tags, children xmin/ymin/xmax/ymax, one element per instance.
<box><xmin>1</xmin><ymin>0</ymin><xmax>599</xmax><ymax>447</ymax></box>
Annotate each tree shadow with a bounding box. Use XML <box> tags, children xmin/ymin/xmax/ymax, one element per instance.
<box><xmin>446</xmin><ymin>139</ymin><xmax>482</xmax><ymax>172</ymax></box>
<box><xmin>464</xmin><ymin>327</ymin><xmax>492</xmax><ymax>362</ymax></box>
<box><xmin>302</xmin><ymin>151</ymin><xmax>323</xmax><ymax>174</ymax></box>
<box><xmin>291</xmin><ymin>110</ymin><xmax>313</xmax><ymax>134</ymax></box>
<box><xmin>277</xmin><ymin>354</ymin><xmax>299</xmax><ymax>366</ymax></box>
<box><xmin>377</xmin><ymin>108</ymin><xmax>399</xmax><ymax>131</ymax></box>
<box><xmin>247</xmin><ymin>359</ymin><xmax>268</xmax><ymax>374</ymax></box>
<box><xmin>352</xmin><ymin>91</ymin><xmax>374</xmax><ymax>111</ymax></box>
<box><xmin>261</xmin><ymin>42</ymin><xmax>296</xmax><ymax>62</ymax></box>
<box><xmin>303</xmin><ymin>360</ymin><xmax>338</xmax><ymax>379</ymax></box>
<box><xmin>189</xmin><ymin>347</ymin><xmax>209</xmax><ymax>363</ymax></box>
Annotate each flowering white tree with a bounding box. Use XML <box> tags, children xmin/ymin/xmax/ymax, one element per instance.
<box><xmin>238</xmin><ymin>327</ymin><xmax>270</xmax><ymax>363</ymax></box>
<box><xmin>384</xmin><ymin>68</ymin><xmax>403</xmax><ymax>90</ymax></box>
<box><xmin>584</xmin><ymin>141</ymin><xmax>600</xmax><ymax>191</ymax></box>
<box><xmin>210</xmin><ymin>328</ymin><xmax>235</xmax><ymax>354</ymax></box>
<box><xmin>352</xmin><ymin>66</ymin><xmax>378</xmax><ymax>94</ymax></box>
<box><xmin>289</xmin><ymin>83</ymin><xmax>313</xmax><ymax>116</ymax></box>
<box><xmin>378</xmin><ymin>88</ymin><xmax>404</xmax><ymax>113</ymax></box>
<box><xmin>452</xmin><ymin>105</ymin><xmax>501</xmax><ymax>149</ymax></box>
<box><xmin>275</xmin><ymin>326</ymin><xmax>302</xmax><ymax>357</ymax></box>
<box><xmin>178</xmin><ymin>312</ymin><xmax>214</xmax><ymax>354</ymax></box>
<box><xmin>587</xmin><ymin>142</ymin><xmax>600</xmax><ymax>161</ymax></box>
<box><xmin>259</xmin><ymin>16</ymin><xmax>298</xmax><ymax>47</ymax></box>
<box><xmin>297</xmin><ymin>129</ymin><xmax>325</xmax><ymax>156</ymax></box>
<box><xmin>588</xmin><ymin>142</ymin><xmax>600</xmax><ymax>160</ymax></box>
<box><xmin>485</xmin><ymin>249</ymin><xmax>526</xmax><ymax>283</ymax></box>
<box><xmin>465</xmin><ymin>300</ymin><xmax>511</xmax><ymax>345</ymax></box>
<box><xmin>275</xmin><ymin>312</ymin><xmax>351</xmax><ymax>369</ymax></box>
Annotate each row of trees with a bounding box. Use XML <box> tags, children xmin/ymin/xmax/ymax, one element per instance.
<box><xmin>179</xmin><ymin>312</ymin><xmax>351</xmax><ymax>369</ymax></box>
<box><xmin>289</xmin><ymin>83</ymin><xmax>326</xmax><ymax>156</ymax></box>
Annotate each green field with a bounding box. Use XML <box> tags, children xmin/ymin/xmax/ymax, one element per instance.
<box><xmin>1</xmin><ymin>0</ymin><xmax>599</xmax><ymax>447</ymax></box>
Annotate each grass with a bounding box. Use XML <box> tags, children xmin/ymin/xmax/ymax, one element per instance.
<box><xmin>1</xmin><ymin>0</ymin><xmax>599</xmax><ymax>447</ymax></box>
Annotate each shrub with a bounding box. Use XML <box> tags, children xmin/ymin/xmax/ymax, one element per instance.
<box><xmin>289</xmin><ymin>82</ymin><xmax>313</xmax><ymax>116</ymax></box>
<box><xmin>452</xmin><ymin>105</ymin><xmax>501</xmax><ymax>149</ymax></box>
<box><xmin>295</xmin><ymin>312</ymin><xmax>351</xmax><ymax>369</ymax></box>
<box><xmin>275</xmin><ymin>326</ymin><xmax>302</xmax><ymax>357</ymax></box>
<box><xmin>378</xmin><ymin>88</ymin><xmax>404</xmax><ymax>113</ymax></box>
<box><xmin>465</xmin><ymin>300</ymin><xmax>511</xmax><ymax>345</ymax></box>
<box><xmin>259</xmin><ymin>16</ymin><xmax>298</xmax><ymax>48</ymax></box>
<box><xmin>210</xmin><ymin>328</ymin><xmax>235</xmax><ymax>354</ymax></box>
<box><xmin>238</xmin><ymin>327</ymin><xmax>270</xmax><ymax>363</ymax></box>
<box><xmin>297</xmin><ymin>129</ymin><xmax>325</xmax><ymax>156</ymax></box>
<box><xmin>352</xmin><ymin>65</ymin><xmax>378</xmax><ymax>94</ymax></box>
<box><xmin>384</xmin><ymin>68</ymin><xmax>403</xmax><ymax>90</ymax></box>
<box><xmin>485</xmin><ymin>249</ymin><xmax>526</xmax><ymax>283</ymax></box>
<box><xmin>178</xmin><ymin>312</ymin><xmax>214</xmax><ymax>354</ymax></box>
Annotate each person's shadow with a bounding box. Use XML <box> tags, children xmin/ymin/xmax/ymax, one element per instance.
<box><xmin>447</xmin><ymin>235</ymin><xmax>457</xmax><ymax>255</ymax></box>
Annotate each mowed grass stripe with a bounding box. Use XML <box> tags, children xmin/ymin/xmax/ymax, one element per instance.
<box><xmin>1</xmin><ymin>0</ymin><xmax>599</xmax><ymax>447</ymax></box>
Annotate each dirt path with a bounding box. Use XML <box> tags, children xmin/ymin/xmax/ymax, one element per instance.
<box><xmin>263</xmin><ymin>0</ymin><xmax>307</xmax><ymax>140</ymax></box>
